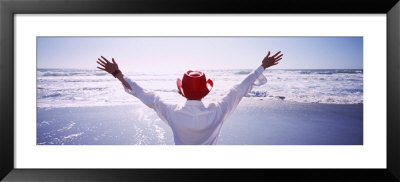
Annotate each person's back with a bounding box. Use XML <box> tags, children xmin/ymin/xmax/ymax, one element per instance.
<box><xmin>168</xmin><ymin>101</ymin><xmax>221</xmax><ymax>145</ymax></box>
<box><xmin>96</xmin><ymin>51</ymin><xmax>283</xmax><ymax>145</ymax></box>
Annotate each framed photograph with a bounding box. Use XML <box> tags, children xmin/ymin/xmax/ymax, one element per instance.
<box><xmin>1</xmin><ymin>0</ymin><xmax>399</xmax><ymax>181</ymax></box>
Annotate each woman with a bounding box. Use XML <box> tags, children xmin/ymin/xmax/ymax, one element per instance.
<box><xmin>96</xmin><ymin>51</ymin><xmax>283</xmax><ymax>145</ymax></box>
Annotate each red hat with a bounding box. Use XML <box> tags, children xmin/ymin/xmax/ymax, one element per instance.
<box><xmin>177</xmin><ymin>70</ymin><xmax>213</xmax><ymax>100</ymax></box>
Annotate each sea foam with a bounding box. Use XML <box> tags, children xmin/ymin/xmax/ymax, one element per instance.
<box><xmin>37</xmin><ymin>68</ymin><xmax>363</xmax><ymax>108</ymax></box>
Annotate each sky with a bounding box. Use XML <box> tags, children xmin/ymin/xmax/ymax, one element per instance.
<box><xmin>37</xmin><ymin>37</ymin><xmax>363</xmax><ymax>72</ymax></box>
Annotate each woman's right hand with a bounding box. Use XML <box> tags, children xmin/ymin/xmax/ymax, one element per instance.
<box><xmin>262</xmin><ymin>51</ymin><xmax>283</xmax><ymax>69</ymax></box>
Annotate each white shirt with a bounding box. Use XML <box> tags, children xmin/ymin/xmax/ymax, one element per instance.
<box><xmin>122</xmin><ymin>66</ymin><xmax>266</xmax><ymax>145</ymax></box>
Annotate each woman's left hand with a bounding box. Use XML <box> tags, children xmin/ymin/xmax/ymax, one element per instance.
<box><xmin>96</xmin><ymin>56</ymin><xmax>120</xmax><ymax>76</ymax></box>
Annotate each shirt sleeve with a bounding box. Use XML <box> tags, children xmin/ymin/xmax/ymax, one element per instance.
<box><xmin>215</xmin><ymin>66</ymin><xmax>266</xmax><ymax>122</ymax></box>
<box><xmin>121</xmin><ymin>75</ymin><xmax>176</xmax><ymax>125</ymax></box>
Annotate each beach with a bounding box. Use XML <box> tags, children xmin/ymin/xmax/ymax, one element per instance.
<box><xmin>37</xmin><ymin>99</ymin><xmax>363</xmax><ymax>145</ymax></box>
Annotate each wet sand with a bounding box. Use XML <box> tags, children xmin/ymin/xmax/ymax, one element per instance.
<box><xmin>37</xmin><ymin>99</ymin><xmax>363</xmax><ymax>145</ymax></box>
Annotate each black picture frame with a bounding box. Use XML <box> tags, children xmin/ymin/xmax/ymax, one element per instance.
<box><xmin>1</xmin><ymin>0</ymin><xmax>399</xmax><ymax>181</ymax></box>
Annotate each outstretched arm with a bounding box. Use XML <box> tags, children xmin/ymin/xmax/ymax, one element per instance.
<box><xmin>96</xmin><ymin>56</ymin><xmax>176</xmax><ymax>125</ymax></box>
<box><xmin>216</xmin><ymin>51</ymin><xmax>283</xmax><ymax>122</ymax></box>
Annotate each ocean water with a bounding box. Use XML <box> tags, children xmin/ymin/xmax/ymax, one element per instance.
<box><xmin>37</xmin><ymin>68</ymin><xmax>363</xmax><ymax>108</ymax></box>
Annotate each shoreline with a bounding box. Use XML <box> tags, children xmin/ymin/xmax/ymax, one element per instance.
<box><xmin>37</xmin><ymin>97</ymin><xmax>363</xmax><ymax>109</ymax></box>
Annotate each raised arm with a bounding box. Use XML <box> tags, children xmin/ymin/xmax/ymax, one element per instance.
<box><xmin>96</xmin><ymin>56</ymin><xmax>176</xmax><ymax>124</ymax></box>
<box><xmin>215</xmin><ymin>51</ymin><xmax>283</xmax><ymax>122</ymax></box>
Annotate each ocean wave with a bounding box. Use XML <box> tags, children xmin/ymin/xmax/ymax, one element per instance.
<box><xmin>41</xmin><ymin>93</ymin><xmax>62</xmax><ymax>98</ymax></box>
<box><xmin>94</xmin><ymin>73</ymin><xmax>107</xmax><ymax>76</ymax></box>
<box><xmin>317</xmin><ymin>72</ymin><xmax>334</xmax><ymax>75</ymax></box>
<box><xmin>153</xmin><ymin>89</ymin><xmax>178</xmax><ymax>93</ymax></box>
<box><xmin>63</xmin><ymin>79</ymin><xmax>111</xmax><ymax>82</ymax></box>
<box><xmin>235</xmin><ymin>70</ymin><xmax>252</xmax><ymax>75</ymax></box>
<box><xmin>343</xmin><ymin>88</ymin><xmax>363</xmax><ymax>93</ymax></box>
<box><xmin>264</xmin><ymin>93</ymin><xmax>363</xmax><ymax>104</ymax></box>
<box><xmin>43</xmin><ymin>72</ymin><xmax>70</xmax><ymax>77</ymax></box>
<box><xmin>300</xmin><ymin>71</ymin><xmax>332</xmax><ymax>75</ymax></box>
<box><xmin>41</xmin><ymin>71</ymin><xmax>108</xmax><ymax>77</ymax></box>
<box><xmin>81</xmin><ymin>87</ymin><xmax>106</xmax><ymax>91</ymax></box>
<box><xmin>245</xmin><ymin>91</ymin><xmax>267</xmax><ymax>97</ymax></box>
<box><xmin>299</xmin><ymin>71</ymin><xmax>312</xmax><ymax>74</ymax></box>
<box><xmin>336</xmin><ymin>70</ymin><xmax>363</xmax><ymax>74</ymax></box>
<box><xmin>299</xmin><ymin>70</ymin><xmax>362</xmax><ymax>75</ymax></box>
